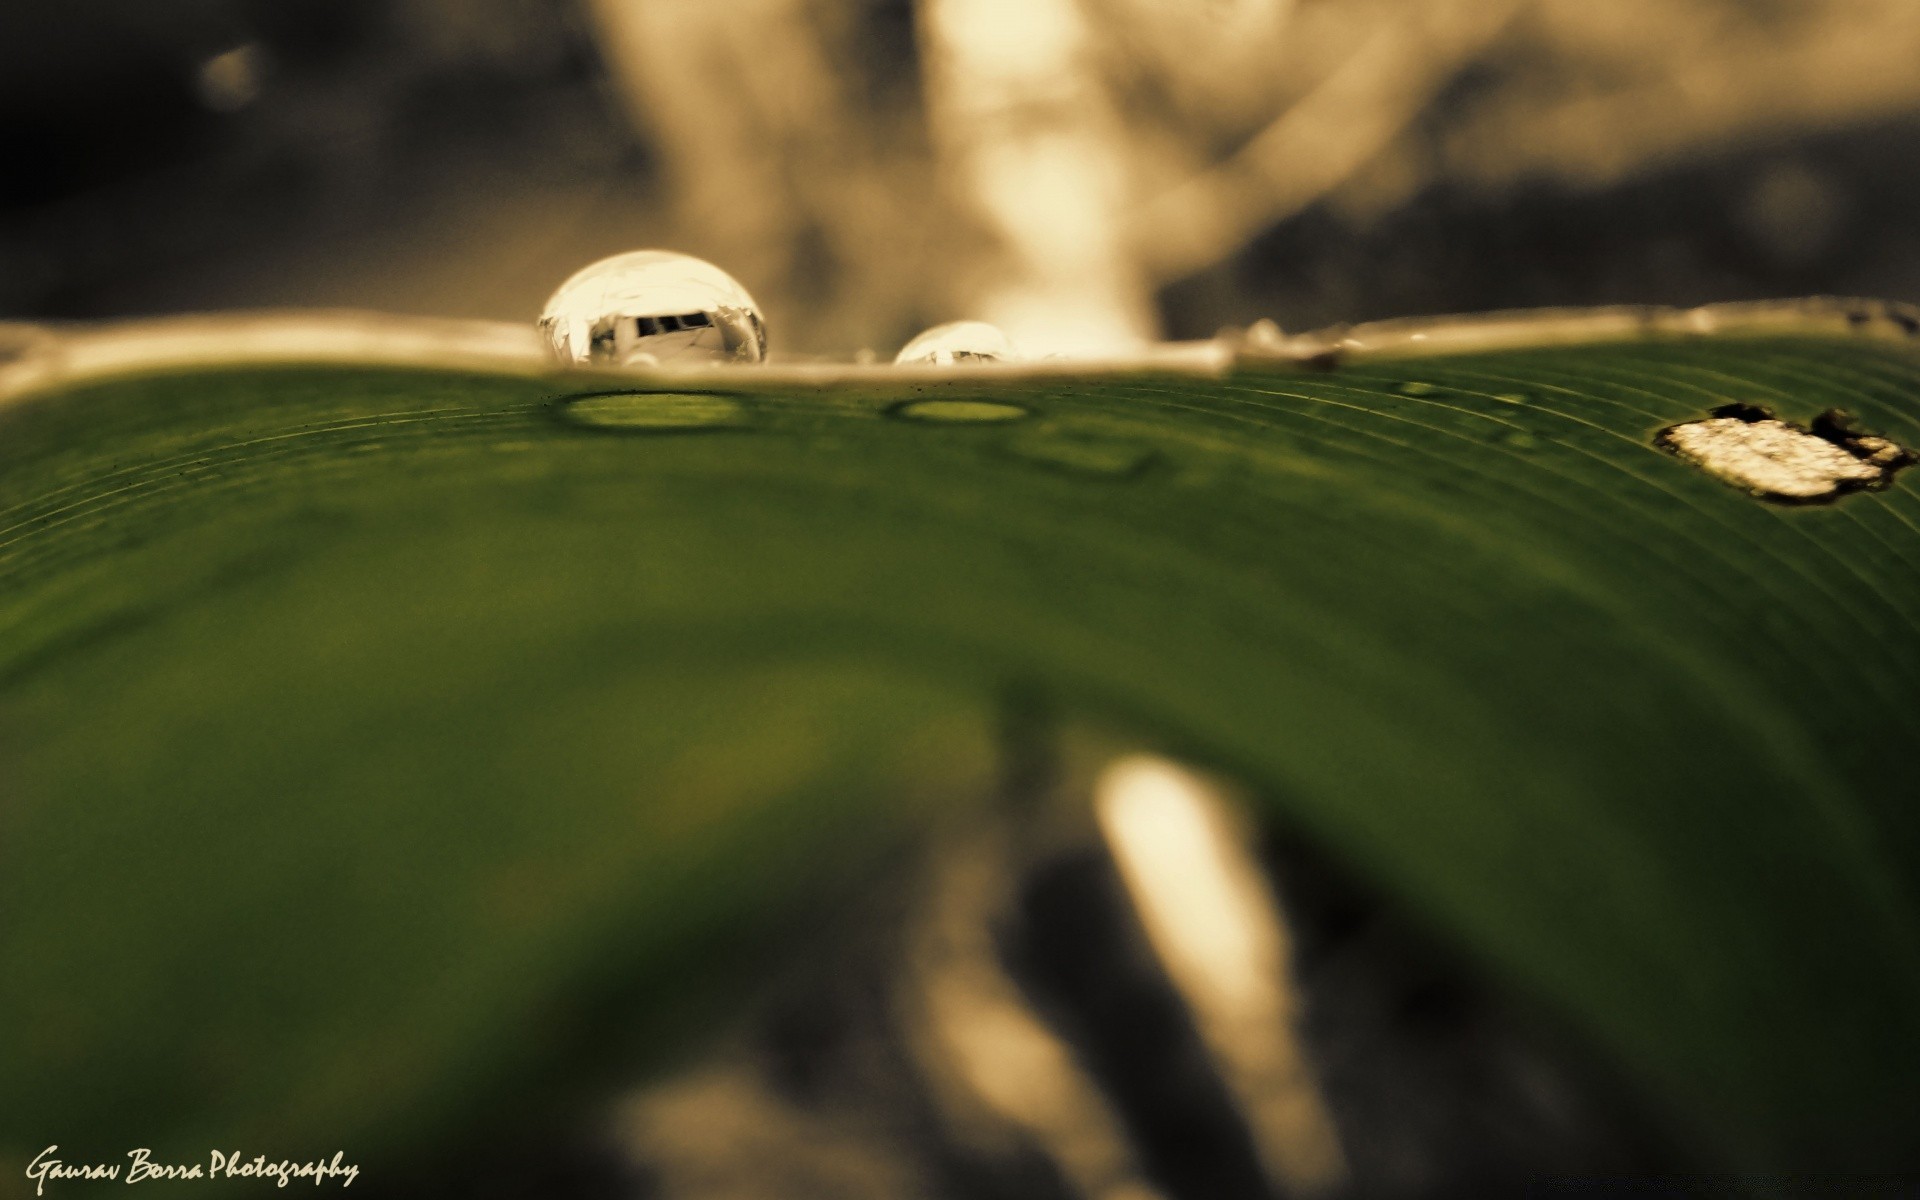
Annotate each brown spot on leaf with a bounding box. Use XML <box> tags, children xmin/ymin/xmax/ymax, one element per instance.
<box><xmin>1655</xmin><ymin>407</ymin><xmax>1914</xmax><ymax>504</ymax></box>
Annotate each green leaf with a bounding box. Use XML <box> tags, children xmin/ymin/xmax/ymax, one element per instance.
<box><xmin>2</xmin><ymin>331</ymin><xmax>1917</xmax><ymax>1174</ymax></box>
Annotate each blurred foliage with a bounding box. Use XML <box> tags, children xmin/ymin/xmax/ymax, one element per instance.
<box><xmin>4</xmin><ymin>0</ymin><xmax>1920</xmax><ymax>352</ymax></box>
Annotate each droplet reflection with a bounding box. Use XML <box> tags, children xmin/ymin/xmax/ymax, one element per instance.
<box><xmin>558</xmin><ymin>391</ymin><xmax>745</xmax><ymax>431</ymax></box>
<box><xmin>895</xmin><ymin>399</ymin><xmax>1030</xmax><ymax>424</ymax></box>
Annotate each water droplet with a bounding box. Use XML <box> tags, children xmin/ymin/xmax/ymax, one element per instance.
<box><xmin>1499</xmin><ymin>430</ymin><xmax>1540</xmax><ymax>452</ymax></box>
<box><xmin>894</xmin><ymin>398</ymin><xmax>1029</xmax><ymax>424</ymax></box>
<box><xmin>895</xmin><ymin>320</ymin><xmax>1021</xmax><ymax>366</ymax></box>
<box><xmin>1493</xmin><ymin>392</ymin><xmax>1529</xmax><ymax>405</ymax></box>
<box><xmin>1008</xmin><ymin>432</ymin><xmax>1156</xmax><ymax>477</ymax></box>
<box><xmin>558</xmin><ymin>391</ymin><xmax>744</xmax><ymax>430</ymax></box>
<box><xmin>1395</xmin><ymin>381</ymin><xmax>1438</xmax><ymax>396</ymax></box>
<box><xmin>1243</xmin><ymin>318</ymin><xmax>1285</xmax><ymax>348</ymax></box>
<box><xmin>539</xmin><ymin>251</ymin><xmax>767</xmax><ymax>367</ymax></box>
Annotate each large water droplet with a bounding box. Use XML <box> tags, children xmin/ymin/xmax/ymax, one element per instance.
<box><xmin>539</xmin><ymin>251</ymin><xmax>767</xmax><ymax>367</ymax></box>
<box><xmin>558</xmin><ymin>391</ymin><xmax>745</xmax><ymax>430</ymax></box>
<box><xmin>894</xmin><ymin>398</ymin><xmax>1029</xmax><ymax>424</ymax></box>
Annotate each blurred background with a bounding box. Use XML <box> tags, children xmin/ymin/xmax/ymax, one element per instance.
<box><xmin>5</xmin><ymin>0</ymin><xmax>1920</xmax><ymax>358</ymax></box>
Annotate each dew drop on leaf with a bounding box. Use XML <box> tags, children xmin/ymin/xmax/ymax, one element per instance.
<box><xmin>894</xmin><ymin>321</ymin><xmax>1020</xmax><ymax>366</ymax></box>
<box><xmin>538</xmin><ymin>250</ymin><xmax>767</xmax><ymax>367</ymax></box>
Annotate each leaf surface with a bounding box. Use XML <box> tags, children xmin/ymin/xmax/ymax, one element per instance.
<box><xmin>2</xmin><ymin>335</ymin><xmax>1917</xmax><ymax>1171</ymax></box>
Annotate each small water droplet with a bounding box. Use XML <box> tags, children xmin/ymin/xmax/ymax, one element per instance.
<box><xmin>1499</xmin><ymin>430</ymin><xmax>1540</xmax><ymax>452</ymax></box>
<box><xmin>558</xmin><ymin>391</ymin><xmax>744</xmax><ymax>430</ymax></box>
<box><xmin>894</xmin><ymin>399</ymin><xmax>1029</xmax><ymax>424</ymax></box>
<box><xmin>1008</xmin><ymin>432</ymin><xmax>1155</xmax><ymax>477</ymax></box>
<box><xmin>1395</xmin><ymin>381</ymin><xmax>1438</xmax><ymax>396</ymax></box>
<box><xmin>895</xmin><ymin>321</ymin><xmax>1020</xmax><ymax>365</ymax></box>
<box><xmin>1494</xmin><ymin>392</ymin><xmax>1529</xmax><ymax>405</ymax></box>
<box><xmin>1243</xmin><ymin>318</ymin><xmax>1285</xmax><ymax>348</ymax></box>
